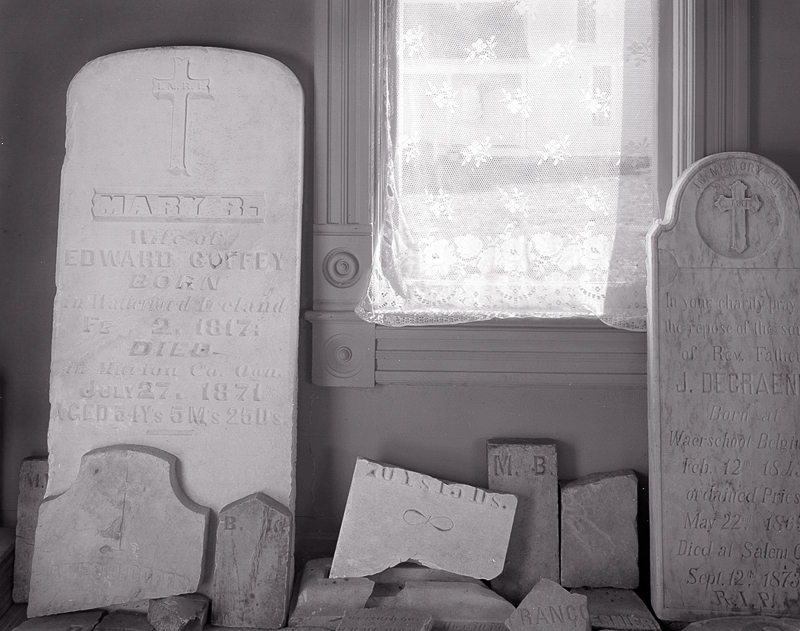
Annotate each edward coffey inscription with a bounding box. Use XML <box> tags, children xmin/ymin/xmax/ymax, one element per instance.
<box><xmin>649</xmin><ymin>153</ymin><xmax>800</xmax><ymax>620</ymax></box>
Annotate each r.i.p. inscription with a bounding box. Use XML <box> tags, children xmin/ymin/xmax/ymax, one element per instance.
<box><xmin>47</xmin><ymin>48</ymin><xmax>303</xmax><ymax>513</ymax></box>
<box><xmin>648</xmin><ymin>153</ymin><xmax>800</xmax><ymax>620</ymax></box>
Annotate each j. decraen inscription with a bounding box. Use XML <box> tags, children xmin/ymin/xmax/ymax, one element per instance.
<box><xmin>649</xmin><ymin>153</ymin><xmax>800</xmax><ymax>619</ymax></box>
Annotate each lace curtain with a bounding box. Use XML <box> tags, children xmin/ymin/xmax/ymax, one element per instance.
<box><xmin>356</xmin><ymin>0</ymin><xmax>657</xmax><ymax>330</ymax></box>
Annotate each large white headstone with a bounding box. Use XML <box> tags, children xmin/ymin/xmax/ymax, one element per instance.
<box><xmin>649</xmin><ymin>152</ymin><xmax>800</xmax><ymax>619</ymax></box>
<box><xmin>47</xmin><ymin>48</ymin><xmax>303</xmax><ymax>512</ymax></box>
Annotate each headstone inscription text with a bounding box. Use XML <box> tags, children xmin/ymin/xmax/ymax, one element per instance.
<box><xmin>649</xmin><ymin>153</ymin><xmax>800</xmax><ymax>619</ymax></box>
<box><xmin>47</xmin><ymin>48</ymin><xmax>303</xmax><ymax>513</ymax></box>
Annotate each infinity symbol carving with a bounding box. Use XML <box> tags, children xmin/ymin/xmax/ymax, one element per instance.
<box><xmin>403</xmin><ymin>509</ymin><xmax>454</xmax><ymax>532</ymax></box>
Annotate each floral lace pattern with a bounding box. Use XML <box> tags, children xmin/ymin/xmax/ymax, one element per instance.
<box><xmin>358</xmin><ymin>0</ymin><xmax>656</xmax><ymax>330</ymax></box>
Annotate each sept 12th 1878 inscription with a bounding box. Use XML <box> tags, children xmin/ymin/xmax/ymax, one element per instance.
<box><xmin>649</xmin><ymin>153</ymin><xmax>800</xmax><ymax>620</ymax></box>
<box><xmin>47</xmin><ymin>48</ymin><xmax>303</xmax><ymax>514</ymax></box>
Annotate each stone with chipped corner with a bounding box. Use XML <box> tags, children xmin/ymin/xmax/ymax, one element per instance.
<box><xmin>28</xmin><ymin>446</ymin><xmax>210</xmax><ymax>616</ymax></box>
<box><xmin>331</xmin><ymin>458</ymin><xmax>517</xmax><ymax>580</ymax></box>
<box><xmin>44</xmin><ymin>47</ymin><xmax>303</xmax><ymax>516</ymax></box>
<box><xmin>148</xmin><ymin>594</ymin><xmax>209</xmax><ymax>631</ymax></box>
<box><xmin>488</xmin><ymin>439</ymin><xmax>559</xmax><ymax>603</ymax></box>
<box><xmin>288</xmin><ymin>558</ymin><xmax>375</xmax><ymax>629</ymax></box>
<box><xmin>12</xmin><ymin>610</ymin><xmax>105</xmax><ymax>631</ymax></box>
<box><xmin>212</xmin><ymin>493</ymin><xmax>293</xmax><ymax>629</ymax></box>
<box><xmin>505</xmin><ymin>579</ymin><xmax>589</xmax><ymax>631</ymax></box>
<box><xmin>381</xmin><ymin>581</ymin><xmax>514</xmax><ymax>631</ymax></box>
<box><xmin>13</xmin><ymin>457</ymin><xmax>48</xmax><ymax>604</ymax></box>
<box><xmin>570</xmin><ymin>589</ymin><xmax>659</xmax><ymax>631</ymax></box>
<box><xmin>336</xmin><ymin>609</ymin><xmax>433</xmax><ymax>631</ymax></box>
<box><xmin>560</xmin><ymin>471</ymin><xmax>638</xmax><ymax>589</ymax></box>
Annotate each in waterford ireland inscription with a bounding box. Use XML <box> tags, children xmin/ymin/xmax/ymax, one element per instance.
<box><xmin>648</xmin><ymin>153</ymin><xmax>800</xmax><ymax>620</ymax></box>
<box><xmin>47</xmin><ymin>48</ymin><xmax>303</xmax><ymax>513</ymax></box>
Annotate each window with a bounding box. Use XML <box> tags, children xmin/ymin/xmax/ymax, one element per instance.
<box><xmin>309</xmin><ymin>0</ymin><xmax>751</xmax><ymax>387</ymax></box>
<box><xmin>357</xmin><ymin>0</ymin><xmax>656</xmax><ymax>330</ymax></box>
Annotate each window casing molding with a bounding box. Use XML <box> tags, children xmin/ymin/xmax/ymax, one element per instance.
<box><xmin>307</xmin><ymin>0</ymin><xmax>750</xmax><ymax>388</ymax></box>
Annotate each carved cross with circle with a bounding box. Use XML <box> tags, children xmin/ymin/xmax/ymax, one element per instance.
<box><xmin>714</xmin><ymin>180</ymin><xmax>762</xmax><ymax>254</ymax></box>
<box><xmin>153</xmin><ymin>57</ymin><xmax>212</xmax><ymax>176</ymax></box>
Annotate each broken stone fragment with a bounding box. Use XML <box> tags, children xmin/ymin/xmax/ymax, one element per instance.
<box><xmin>288</xmin><ymin>558</ymin><xmax>375</xmax><ymax>629</ymax></box>
<box><xmin>380</xmin><ymin>581</ymin><xmax>514</xmax><ymax>631</ymax></box>
<box><xmin>559</xmin><ymin>470</ymin><xmax>638</xmax><ymax>589</ymax></box>
<box><xmin>506</xmin><ymin>579</ymin><xmax>589</xmax><ymax>631</ymax></box>
<box><xmin>570</xmin><ymin>589</ymin><xmax>658</xmax><ymax>631</ymax></box>
<box><xmin>148</xmin><ymin>593</ymin><xmax>209</xmax><ymax>631</ymax></box>
<box><xmin>331</xmin><ymin>458</ymin><xmax>517</xmax><ymax>580</ymax></box>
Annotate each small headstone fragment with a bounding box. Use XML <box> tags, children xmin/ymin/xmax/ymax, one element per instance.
<box><xmin>488</xmin><ymin>439</ymin><xmax>559</xmax><ymax>603</ymax></box>
<box><xmin>28</xmin><ymin>446</ymin><xmax>210</xmax><ymax>617</ymax></box>
<box><xmin>570</xmin><ymin>589</ymin><xmax>658</xmax><ymax>631</ymax></box>
<box><xmin>287</xmin><ymin>558</ymin><xmax>374</xmax><ymax>629</ymax></box>
<box><xmin>148</xmin><ymin>594</ymin><xmax>209</xmax><ymax>631</ymax></box>
<box><xmin>12</xmin><ymin>610</ymin><xmax>104</xmax><ymax>631</ymax></box>
<box><xmin>336</xmin><ymin>609</ymin><xmax>433</xmax><ymax>631</ymax></box>
<box><xmin>96</xmin><ymin>613</ymin><xmax>155</xmax><ymax>631</ymax></box>
<box><xmin>683</xmin><ymin>618</ymin><xmax>800</xmax><ymax>631</ymax></box>
<box><xmin>380</xmin><ymin>581</ymin><xmax>514</xmax><ymax>631</ymax></box>
<box><xmin>13</xmin><ymin>457</ymin><xmax>48</xmax><ymax>603</ymax></box>
<box><xmin>0</xmin><ymin>528</ymin><xmax>15</xmax><ymax>618</ymax></box>
<box><xmin>331</xmin><ymin>458</ymin><xmax>517</xmax><ymax>580</ymax></box>
<box><xmin>505</xmin><ymin>579</ymin><xmax>589</xmax><ymax>631</ymax></box>
<box><xmin>212</xmin><ymin>493</ymin><xmax>293</xmax><ymax>629</ymax></box>
<box><xmin>560</xmin><ymin>471</ymin><xmax>638</xmax><ymax>589</ymax></box>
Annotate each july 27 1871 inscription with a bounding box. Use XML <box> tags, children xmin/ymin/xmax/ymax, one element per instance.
<box><xmin>649</xmin><ymin>152</ymin><xmax>800</xmax><ymax>619</ymax></box>
<box><xmin>46</xmin><ymin>48</ymin><xmax>303</xmax><ymax>513</ymax></box>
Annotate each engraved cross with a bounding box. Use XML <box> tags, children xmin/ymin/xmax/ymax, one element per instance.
<box><xmin>714</xmin><ymin>180</ymin><xmax>762</xmax><ymax>254</ymax></box>
<box><xmin>153</xmin><ymin>57</ymin><xmax>212</xmax><ymax>176</ymax></box>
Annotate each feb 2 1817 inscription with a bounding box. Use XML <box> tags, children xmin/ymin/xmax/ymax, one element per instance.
<box><xmin>47</xmin><ymin>48</ymin><xmax>303</xmax><ymax>514</ymax></box>
<box><xmin>648</xmin><ymin>152</ymin><xmax>800</xmax><ymax>620</ymax></box>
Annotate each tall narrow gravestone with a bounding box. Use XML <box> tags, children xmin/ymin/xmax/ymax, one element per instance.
<box><xmin>46</xmin><ymin>48</ymin><xmax>303</xmax><ymax>513</ymax></box>
<box><xmin>649</xmin><ymin>152</ymin><xmax>800</xmax><ymax>619</ymax></box>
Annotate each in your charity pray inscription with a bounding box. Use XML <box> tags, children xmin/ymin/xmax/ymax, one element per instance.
<box><xmin>47</xmin><ymin>48</ymin><xmax>303</xmax><ymax>514</ymax></box>
<box><xmin>650</xmin><ymin>153</ymin><xmax>800</xmax><ymax>620</ymax></box>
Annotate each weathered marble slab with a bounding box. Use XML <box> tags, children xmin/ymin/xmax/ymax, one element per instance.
<box><xmin>648</xmin><ymin>153</ymin><xmax>800</xmax><ymax>619</ymax></box>
<box><xmin>331</xmin><ymin>458</ymin><xmax>517</xmax><ymax>580</ymax></box>
<box><xmin>570</xmin><ymin>589</ymin><xmax>659</xmax><ymax>631</ymax></box>
<box><xmin>560</xmin><ymin>471</ymin><xmax>638</xmax><ymax>589</ymax></box>
<box><xmin>12</xmin><ymin>611</ymin><xmax>105</xmax><ymax>631</ymax></box>
<box><xmin>683</xmin><ymin>618</ymin><xmax>800</xmax><ymax>631</ymax></box>
<box><xmin>488</xmin><ymin>439</ymin><xmax>559</xmax><ymax>602</ymax></box>
<box><xmin>288</xmin><ymin>558</ymin><xmax>374</xmax><ymax>629</ymax></box>
<box><xmin>505</xmin><ymin>579</ymin><xmax>589</xmax><ymax>631</ymax></box>
<box><xmin>336</xmin><ymin>609</ymin><xmax>433</xmax><ymax>631</ymax></box>
<box><xmin>13</xmin><ymin>457</ymin><xmax>48</xmax><ymax>604</ymax></box>
<box><xmin>28</xmin><ymin>446</ymin><xmax>210</xmax><ymax>616</ymax></box>
<box><xmin>46</xmin><ymin>47</ymin><xmax>303</xmax><ymax>514</ymax></box>
<box><xmin>381</xmin><ymin>581</ymin><xmax>514</xmax><ymax>631</ymax></box>
<box><xmin>148</xmin><ymin>594</ymin><xmax>209</xmax><ymax>631</ymax></box>
<box><xmin>212</xmin><ymin>493</ymin><xmax>292</xmax><ymax>629</ymax></box>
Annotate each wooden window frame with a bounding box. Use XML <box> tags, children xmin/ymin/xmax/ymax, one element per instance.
<box><xmin>307</xmin><ymin>0</ymin><xmax>751</xmax><ymax>388</ymax></box>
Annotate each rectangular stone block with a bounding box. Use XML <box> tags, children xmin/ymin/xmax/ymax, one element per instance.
<box><xmin>570</xmin><ymin>589</ymin><xmax>659</xmax><ymax>631</ymax></box>
<box><xmin>212</xmin><ymin>493</ymin><xmax>292</xmax><ymax>629</ymax></box>
<box><xmin>45</xmin><ymin>47</ymin><xmax>303</xmax><ymax>514</ymax></box>
<box><xmin>13</xmin><ymin>457</ymin><xmax>48</xmax><ymax>604</ymax></box>
<box><xmin>331</xmin><ymin>458</ymin><xmax>517</xmax><ymax>580</ymax></box>
<box><xmin>28</xmin><ymin>446</ymin><xmax>210</xmax><ymax>617</ymax></box>
<box><xmin>649</xmin><ymin>152</ymin><xmax>800</xmax><ymax>619</ymax></box>
<box><xmin>12</xmin><ymin>610</ymin><xmax>104</xmax><ymax>631</ymax></box>
<box><xmin>96</xmin><ymin>613</ymin><xmax>154</xmax><ymax>631</ymax></box>
<box><xmin>560</xmin><ymin>471</ymin><xmax>638</xmax><ymax>589</ymax></box>
<box><xmin>367</xmin><ymin>563</ymin><xmax>480</xmax><ymax>608</ymax></box>
<box><xmin>336</xmin><ymin>609</ymin><xmax>433</xmax><ymax>631</ymax></box>
<box><xmin>487</xmin><ymin>439</ymin><xmax>559</xmax><ymax>603</ymax></box>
